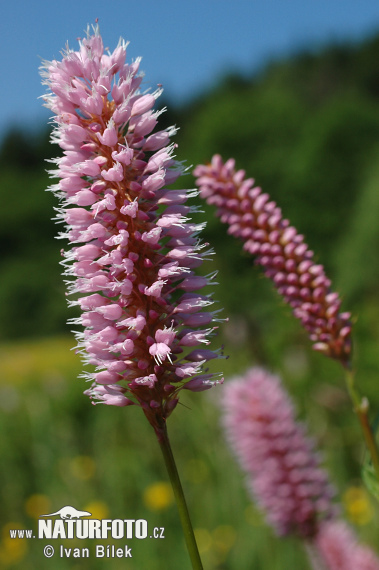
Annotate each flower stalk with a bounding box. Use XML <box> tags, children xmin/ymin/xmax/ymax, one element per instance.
<box><xmin>155</xmin><ymin>423</ymin><xmax>203</xmax><ymax>570</ymax></box>
<box><xmin>346</xmin><ymin>369</ymin><xmax>379</xmax><ymax>482</ymax></box>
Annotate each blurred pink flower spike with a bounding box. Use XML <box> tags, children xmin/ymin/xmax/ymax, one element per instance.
<box><xmin>194</xmin><ymin>155</ymin><xmax>352</xmax><ymax>369</ymax></box>
<box><xmin>40</xmin><ymin>24</ymin><xmax>224</xmax><ymax>435</ymax></box>
<box><xmin>316</xmin><ymin>520</ymin><xmax>379</xmax><ymax>570</ymax></box>
<box><xmin>222</xmin><ymin>367</ymin><xmax>337</xmax><ymax>538</ymax></box>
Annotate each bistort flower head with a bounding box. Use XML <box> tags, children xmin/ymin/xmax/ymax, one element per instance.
<box><xmin>222</xmin><ymin>367</ymin><xmax>336</xmax><ymax>538</ymax></box>
<box><xmin>194</xmin><ymin>155</ymin><xmax>352</xmax><ymax>368</ymax></box>
<box><xmin>40</xmin><ymin>25</ymin><xmax>223</xmax><ymax>433</ymax></box>
<box><xmin>315</xmin><ymin>520</ymin><xmax>379</xmax><ymax>570</ymax></box>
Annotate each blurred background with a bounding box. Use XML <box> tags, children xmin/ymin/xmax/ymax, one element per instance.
<box><xmin>2</xmin><ymin>1</ymin><xmax>379</xmax><ymax>568</ymax></box>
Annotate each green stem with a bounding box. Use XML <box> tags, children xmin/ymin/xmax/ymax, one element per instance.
<box><xmin>345</xmin><ymin>370</ymin><xmax>379</xmax><ymax>481</ymax></box>
<box><xmin>155</xmin><ymin>423</ymin><xmax>203</xmax><ymax>570</ymax></box>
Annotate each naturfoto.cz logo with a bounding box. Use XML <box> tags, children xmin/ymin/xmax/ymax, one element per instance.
<box><xmin>9</xmin><ymin>504</ymin><xmax>165</xmax><ymax>560</ymax></box>
<box><xmin>38</xmin><ymin>505</ymin><xmax>150</xmax><ymax>540</ymax></box>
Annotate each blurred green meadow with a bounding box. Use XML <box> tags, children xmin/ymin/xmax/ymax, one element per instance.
<box><xmin>2</xmin><ymin>34</ymin><xmax>379</xmax><ymax>568</ymax></box>
<box><xmin>1</xmin><ymin>335</ymin><xmax>378</xmax><ymax>569</ymax></box>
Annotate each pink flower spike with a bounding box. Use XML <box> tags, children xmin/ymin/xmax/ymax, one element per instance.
<box><xmin>222</xmin><ymin>367</ymin><xmax>336</xmax><ymax>538</ymax></box>
<box><xmin>41</xmin><ymin>24</ymin><xmax>224</xmax><ymax>432</ymax></box>
<box><xmin>194</xmin><ymin>155</ymin><xmax>352</xmax><ymax>368</ymax></box>
<box><xmin>315</xmin><ymin>520</ymin><xmax>379</xmax><ymax>570</ymax></box>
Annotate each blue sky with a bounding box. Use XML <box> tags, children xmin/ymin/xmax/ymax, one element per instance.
<box><xmin>1</xmin><ymin>0</ymin><xmax>379</xmax><ymax>139</ymax></box>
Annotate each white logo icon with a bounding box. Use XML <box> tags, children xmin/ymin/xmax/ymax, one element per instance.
<box><xmin>40</xmin><ymin>506</ymin><xmax>92</xmax><ymax>520</ymax></box>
